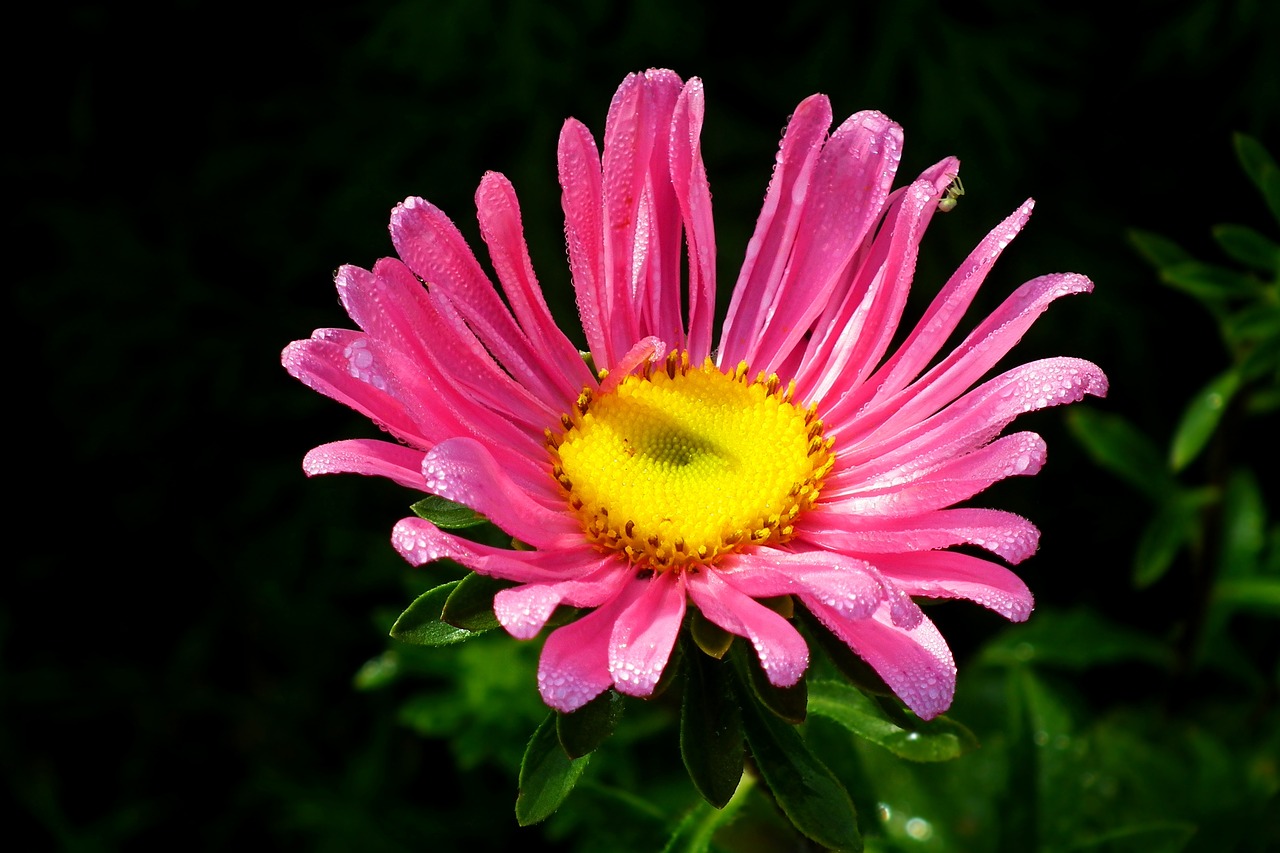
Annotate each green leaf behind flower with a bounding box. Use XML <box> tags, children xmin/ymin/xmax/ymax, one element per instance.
<box><xmin>389</xmin><ymin>580</ymin><xmax>482</xmax><ymax>646</ymax></box>
<box><xmin>410</xmin><ymin>494</ymin><xmax>489</xmax><ymax>529</ymax></box>
<box><xmin>516</xmin><ymin>712</ymin><xmax>591</xmax><ymax>826</ymax></box>
<box><xmin>807</xmin><ymin>679</ymin><xmax>978</xmax><ymax>762</ymax></box>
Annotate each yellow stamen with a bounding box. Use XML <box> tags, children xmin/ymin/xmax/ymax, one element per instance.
<box><xmin>547</xmin><ymin>352</ymin><xmax>832</xmax><ymax>571</ymax></box>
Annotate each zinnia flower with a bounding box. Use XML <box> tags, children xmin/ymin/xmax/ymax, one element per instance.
<box><xmin>283</xmin><ymin>68</ymin><xmax>1106</xmax><ymax>720</ymax></box>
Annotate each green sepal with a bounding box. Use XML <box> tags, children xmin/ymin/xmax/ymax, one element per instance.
<box><xmin>690</xmin><ymin>608</ymin><xmax>734</xmax><ymax>659</ymax></box>
<box><xmin>733</xmin><ymin>662</ymin><xmax>862</xmax><ymax>851</ymax></box>
<box><xmin>680</xmin><ymin>642</ymin><xmax>744</xmax><ymax>808</ymax></box>
<box><xmin>1212</xmin><ymin>223</ymin><xmax>1280</xmax><ymax>274</ymax></box>
<box><xmin>556</xmin><ymin>689</ymin><xmax>623</xmax><ymax>759</ymax></box>
<box><xmin>807</xmin><ymin>679</ymin><xmax>978</xmax><ymax>762</ymax></box>
<box><xmin>389</xmin><ymin>580</ymin><xmax>483</xmax><ymax>646</ymax></box>
<box><xmin>515</xmin><ymin>712</ymin><xmax>591</xmax><ymax>826</ymax></box>
<box><xmin>442</xmin><ymin>572</ymin><xmax>513</xmax><ymax>631</ymax></box>
<box><xmin>1065</xmin><ymin>407</ymin><xmax>1173</xmax><ymax>502</ymax></box>
<box><xmin>409</xmin><ymin>494</ymin><xmax>488</xmax><ymax>529</ymax></box>
<box><xmin>735</xmin><ymin>643</ymin><xmax>806</xmax><ymax>724</ymax></box>
<box><xmin>1170</xmin><ymin>369</ymin><xmax>1242</xmax><ymax>472</ymax></box>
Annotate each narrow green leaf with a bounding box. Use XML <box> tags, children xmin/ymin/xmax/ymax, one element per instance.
<box><xmin>1065</xmin><ymin>407</ymin><xmax>1172</xmax><ymax>501</ymax></box>
<box><xmin>1223</xmin><ymin>302</ymin><xmax>1280</xmax><ymax>351</ymax></box>
<box><xmin>352</xmin><ymin>650</ymin><xmax>401</xmax><ymax>691</ymax></box>
<box><xmin>1170</xmin><ymin>369</ymin><xmax>1242</xmax><ymax>471</ymax></box>
<box><xmin>736</xmin><ymin>673</ymin><xmax>861</xmax><ymax>851</ymax></box>
<box><xmin>1212</xmin><ymin>223</ymin><xmax>1280</xmax><ymax>273</ymax></box>
<box><xmin>516</xmin><ymin>713</ymin><xmax>591</xmax><ymax>826</ymax></box>
<box><xmin>557</xmin><ymin>689</ymin><xmax>623</xmax><ymax>759</ymax></box>
<box><xmin>1133</xmin><ymin>488</ymin><xmax>1217</xmax><ymax>588</ymax></box>
<box><xmin>410</xmin><ymin>494</ymin><xmax>488</xmax><ymax>529</ymax></box>
<box><xmin>807</xmin><ymin>680</ymin><xmax>977</xmax><ymax>762</ymax></box>
<box><xmin>1160</xmin><ymin>261</ymin><xmax>1262</xmax><ymax>303</ymax></box>
<box><xmin>680</xmin><ymin>646</ymin><xmax>744</xmax><ymax>807</ymax></box>
<box><xmin>441</xmin><ymin>572</ymin><xmax>513</xmax><ymax>631</ymax></box>
<box><xmin>1129</xmin><ymin>228</ymin><xmax>1194</xmax><ymax>269</ymax></box>
<box><xmin>389</xmin><ymin>580</ymin><xmax>482</xmax><ymax>646</ymax></box>
<box><xmin>1234</xmin><ymin>133</ymin><xmax>1280</xmax><ymax>225</ymax></box>
<box><xmin>1213</xmin><ymin>577</ymin><xmax>1280</xmax><ymax>615</ymax></box>
<box><xmin>1218</xmin><ymin>469</ymin><xmax>1267</xmax><ymax>576</ymax></box>
<box><xmin>1068</xmin><ymin>821</ymin><xmax>1198</xmax><ymax>852</ymax></box>
<box><xmin>977</xmin><ymin>606</ymin><xmax>1176</xmax><ymax>670</ymax></box>
<box><xmin>660</xmin><ymin>775</ymin><xmax>755</xmax><ymax>853</ymax></box>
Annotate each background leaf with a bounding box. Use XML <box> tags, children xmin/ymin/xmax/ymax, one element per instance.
<box><xmin>516</xmin><ymin>713</ymin><xmax>591</xmax><ymax>826</ymax></box>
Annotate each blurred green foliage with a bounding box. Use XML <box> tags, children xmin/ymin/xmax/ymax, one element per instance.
<box><xmin>10</xmin><ymin>0</ymin><xmax>1278</xmax><ymax>850</ymax></box>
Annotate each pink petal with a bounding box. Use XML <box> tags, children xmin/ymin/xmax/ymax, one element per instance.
<box><xmin>421</xmin><ymin>438</ymin><xmax>576</xmax><ymax>547</ymax></box>
<box><xmin>302</xmin><ymin>438</ymin><xmax>427</xmax><ymax>491</ymax></box>
<box><xmin>687</xmin><ymin>569</ymin><xmax>809</xmax><ymax>687</ymax></box>
<box><xmin>609</xmin><ymin>571</ymin><xmax>687</xmax><ymax>697</ymax></box>
<box><xmin>872</xmin><ymin>550</ymin><xmax>1033</xmax><ymax>621</ymax></box>
<box><xmin>538</xmin><ymin>578</ymin><xmax>648</xmax><ymax>712</ymax></box>
<box><xmin>559</xmin><ymin>117</ymin><xmax>608</xmax><ymax>363</ymax></box>
<box><xmin>824</xmin><ymin>431</ymin><xmax>1047</xmax><ymax>515</ymax></box>
<box><xmin>493</xmin><ymin>560</ymin><xmax>632</xmax><ymax>639</ymax></box>
<box><xmin>743</xmin><ymin>110</ymin><xmax>905</xmax><ymax>374</ymax></box>
<box><xmin>713</xmin><ymin>550</ymin><xmax>887</xmax><ymax>621</ymax></box>
<box><xmin>806</xmin><ymin>599</ymin><xmax>957</xmax><ymax>720</ymax></box>
<box><xmin>474</xmin><ymin>172</ymin><xmax>595</xmax><ymax>397</ymax></box>
<box><xmin>718</xmin><ymin>93</ymin><xmax>833</xmax><ymax>367</ymax></box>
<box><xmin>669</xmin><ymin>77</ymin><xmax>716</xmax><ymax>361</ymax></box>
<box><xmin>392</xmin><ymin>516</ymin><xmax>594</xmax><ymax>582</ymax></box>
<box><xmin>798</xmin><ymin>507</ymin><xmax>1041</xmax><ymax>564</ymax></box>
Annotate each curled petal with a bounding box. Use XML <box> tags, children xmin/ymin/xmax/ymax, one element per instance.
<box><xmin>493</xmin><ymin>561</ymin><xmax>632</xmax><ymax>639</ymax></box>
<box><xmin>687</xmin><ymin>570</ymin><xmax>809</xmax><ymax>688</ymax></box>
<box><xmin>422</xmin><ymin>438</ymin><xmax>576</xmax><ymax>547</ymax></box>
<box><xmin>807</xmin><ymin>599</ymin><xmax>957</xmax><ymax>720</ymax></box>
<box><xmin>302</xmin><ymin>439</ymin><xmax>426</xmax><ymax>491</ymax></box>
<box><xmin>871</xmin><ymin>550</ymin><xmax>1033</xmax><ymax>621</ymax></box>
<box><xmin>392</xmin><ymin>516</ymin><xmax>590</xmax><ymax>583</ymax></box>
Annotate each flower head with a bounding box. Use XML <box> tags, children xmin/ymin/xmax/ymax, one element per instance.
<box><xmin>283</xmin><ymin>69</ymin><xmax>1107</xmax><ymax>720</ymax></box>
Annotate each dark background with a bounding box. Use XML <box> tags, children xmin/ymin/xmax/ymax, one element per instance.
<box><xmin>9</xmin><ymin>0</ymin><xmax>1277</xmax><ymax>849</ymax></box>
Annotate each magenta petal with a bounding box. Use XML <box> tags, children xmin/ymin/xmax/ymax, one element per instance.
<box><xmin>687</xmin><ymin>570</ymin><xmax>809</xmax><ymax>687</ymax></box>
<box><xmin>609</xmin><ymin>572</ymin><xmax>687</xmax><ymax>697</ymax></box>
<box><xmin>716</xmin><ymin>550</ymin><xmax>887</xmax><ymax>621</ymax></box>
<box><xmin>669</xmin><ymin>77</ymin><xmax>716</xmax><ymax>360</ymax></box>
<box><xmin>302</xmin><ymin>439</ymin><xmax>426</xmax><ymax>491</ymax></box>
<box><xmin>493</xmin><ymin>561</ymin><xmax>632</xmax><ymax>639</ymax></box>
<box><xmin>422</xmin><ymin>438</ymin><xmax>576</xmax><ymax>547</ymax></box>
<box><xmin>538</xmin><ymin>578</ymin><xmax>647</xmax><ymax>712</ymax></box>
<box><xmin>800</xmin><ymin>507</ymin><xmax>1041</xmax><ymax>564</ymax></box>
<box><xmin>810</xmin><ymin>600</ymin><xmax>957</xmax><ymax>719</ymax></box>
<box><xmin>872</xmin><ymin>551</ymin><xmax>1034</xmax><ymax>621</ymax></box>
<box><xmin>392</xmin><ymin>516</ymin><xmax>594</xmax><ymax>582</ymax></box>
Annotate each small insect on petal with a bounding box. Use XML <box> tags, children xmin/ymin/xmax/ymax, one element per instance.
<box><xmin>938</xmin><ymin>174</ymin><xmax>965</xmax><ymax>212</ymax></box>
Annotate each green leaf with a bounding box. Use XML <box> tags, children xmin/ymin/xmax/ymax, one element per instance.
<box><xmin>1234</xmin><ymin>133</ymin><xmax>1280</xmax><ymax>225</ymax></box>
<box><xmin>389</xmin><ymin>580</ymin><xmax>483</xmax><ymax>646</ymax></box>
<box><xmin>441</xmin><ymin>572</ymin><xmax>513</xmax><ymax>631</ymax></box>
<box><xmin>1212</xmin><ymin>223</ymin><xmax>1280</xmax><ymax>274</ymax></box>
<box><xmin>352</xmin><ymin>650</ymin><xmax>400</xmax><ymax>691</ymax></box>
<box><xmin>1223</xmin><ymin>302</ymin><xmax>1280</xmax><ymax>352</ymax></box>
<box><xmin>1065</xmin><ymin>407</ymin><xmax>1173</xmax><ymax>501</ymax></box>
<box><xmin>1134</xmin><ymin>488</ymin><xmax>1217</xmax><ymax>588</ymax></box>
<box><xmin>1160</xmin><ymin>261</ymin><xmax>1262</xmax><ymax>303</ymax></box>
<box><xmin>1213</xmin><ymin>577</ymin><xmax>1280</xmax><ymax>615</ymax></box>
<box><xmin>1129</xmin><ymin>228</ymin><xmax>1194</xmax><ymax>269</ymax></box>
<box><xmin>409</xmin><ymin>494</ymin><xmax>489</xmax><ymax>529</ymax></box>
<box><xmin>515</xmin><ymin>712</ymin><xmax>591</xmax><ymax>826</ymax></box>
<box><xmin>660</xmin><ymin>775</ymin><xmax>755</xmax><ymax>853</ymax></box>
<box><xmin>736</xmin><ymin>673</ymin><xmax>862</xmax><ymax>852</ymax></box>
<box><xmin>977</xmin><ymin>606</ymin><xmax>1176</xmax><ymax>670</ymax></box>
<box><xmin>807</xmin><ymin>680</ymin><xmax>977</xmax><ymax>762</ymax></box>
<box><xmin>1218</xmin><ymin>469</ymin><xmax>1268</xmax><ymax>577</ymax></box>
<box><xmin>556</xmin><ymin>689</ymin><xmax>623</xmax><ymax>759</ymax></box>
<box><xmin>1170</xmin><ymin>370</ymin><xmax>1242</xmax><ymax>471</ymax></box>
<box><xmin>1067</xmin><ymin>821</ymin><xmax>1198</xmax><ymax>852</ymax></box>
<box><xmin>680</xmin><ymin>646</ymin><xmax>744</xmax><ymax>808</ymax></box>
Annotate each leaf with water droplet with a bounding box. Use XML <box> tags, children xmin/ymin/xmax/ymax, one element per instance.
<box><xmin>807</xmin><ymin>679</ymin><xmax>978</xmax><ymax>762</ymax></box>
<box><xmin>516</xmin><ymin>712</ymin><xmax>590</xmax><ymax>826</ymax></box>
<box><xmin>389</xmin><ymin>580</ymin><xmax>482</xmax><ymax>646</ymax></box>
<box><xmin>1170</xmin><ymin>369</ymin><xmax>1242</xmax><ymax>472</ymax></box>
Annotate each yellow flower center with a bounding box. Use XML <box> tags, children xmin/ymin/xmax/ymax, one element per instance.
<box><xmin>547</xmin><ymin>351</ymin><xmax>834</xmax><ymax>571</ymax></box>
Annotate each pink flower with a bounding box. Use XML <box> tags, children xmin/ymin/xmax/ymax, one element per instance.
<box><xmin>283</xmin><ymin>69</ymin><xmax>1106</xmax><ymax>720</ymax></box>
